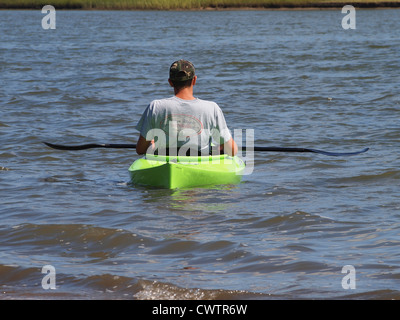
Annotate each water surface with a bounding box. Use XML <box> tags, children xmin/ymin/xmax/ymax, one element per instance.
<box><xmin>1</xmin><ymin>9</ymin><xmax>400</xmax><ymax>299</ymax></box>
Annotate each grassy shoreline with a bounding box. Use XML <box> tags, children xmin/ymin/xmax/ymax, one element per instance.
<box><xmin>0</xmin><ymin>0</ymin><xmax>399</xmax><ymax>10</ymax></box>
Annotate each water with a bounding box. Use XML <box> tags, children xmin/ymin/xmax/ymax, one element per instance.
<box><xmin>1</xmin><ymin>9</ymin><xmax>400</xmax><ymax>300</ymax></box>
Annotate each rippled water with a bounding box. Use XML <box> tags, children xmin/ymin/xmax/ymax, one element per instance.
<box><xmin>1</xmin><ymin>9</ymin><xmax>400</xmax><ymax>300</ymax></box>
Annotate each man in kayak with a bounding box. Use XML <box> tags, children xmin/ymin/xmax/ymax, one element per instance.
<box><xmin>135</xmin><ymin>59</ymin><xmax>238</xmax><ymax>156</ymax></box>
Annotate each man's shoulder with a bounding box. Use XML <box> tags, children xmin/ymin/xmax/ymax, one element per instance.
<box><xmin>147</xmin><ymin>97</ymin><xmax>175</xmax><ymax>112</ymax></box>
<box><xmin>149</xmin><ymin>96</ymin><xmax>174</xmax><ymax>105</ymax></box>
<box><xmin>195</xmin><ymin>98</ymin><xmax>220</xmax><ymax>109</ymax></box>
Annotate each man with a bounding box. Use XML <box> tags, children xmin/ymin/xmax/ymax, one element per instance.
<box><xmin>135</xmin><ymin>60</ymin><xmax>238</xmax><ymax>156</ymax></box>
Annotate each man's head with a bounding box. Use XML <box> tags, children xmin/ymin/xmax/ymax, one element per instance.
<box><xmin>169</xmin><ymin>60</ymin><xmax>196</xmax><ymax>91</ymax></box>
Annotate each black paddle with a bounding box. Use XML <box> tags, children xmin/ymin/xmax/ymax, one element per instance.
<box><xmin>43</xmin><ymin>142</ymin><xmax>136</xmax><ymax>150</ymax></box>
<box><xmin>43</xmin><ymin>142</ymin><xmax>369</xmax><ymax>157</ymax></box>
<box><xmin>250</xmin><ymin>146</ymin><xmax>369</xmax><ymax>156</ymax></box>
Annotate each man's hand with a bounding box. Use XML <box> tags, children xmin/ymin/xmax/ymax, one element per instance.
<box><xmin>136</xmin><ymin>135</ymin><xmax>154</xmax><ymax>155</ymax></box>
<box><xmin>222</xmin><ymin>138</ymin><xmax>238</xmax><ymax>156</ymax></box>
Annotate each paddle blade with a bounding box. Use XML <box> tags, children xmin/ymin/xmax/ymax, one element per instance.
<box><xmin>247</xmin><ymin>146</ymin><xmax>369</xmax><ymax>156</ymax></box>
<box><xmin>307</xmin><ymin>147</ymin><xmax>369</xmax><ymax>156</ymax></box>
<box><xmin>43</xmin><ymin>142</ymin><xmax>137</xmax><ymax>150</ymax></box>
<box><xmin>43</xmin><ymin>142</ymin><xmax>99</xmax><ymax>150</ymax></box>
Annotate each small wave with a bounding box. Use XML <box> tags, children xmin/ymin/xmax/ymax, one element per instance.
<box><xmin>333</xmin><ymin>170</ymin><xmax>400</xmax><ymax>184</ymax></box>
<box><xmin>339</xmin><ymin>289</ymin><xmax>400</xmax><ymax>300</ymax></box>
<box><xmin>0</xmin><ymin>223</ymin><xmax>152</xmax><ymax>257</ymax></box>
<box><xmin>0</xmin><ymin>265</ymin><xmax>271</xmax><ymax>300</ymax></box>
<box><xmin>247</xmin><ymin>211</ymin><xmax>334</xmax><ymax>233</ymax></box>
<box><xmin>367</xmin><ymin>44</ymin><xmax>393</xmax><ymax>49</ymax></box>
<box><xmin>149</xmin><ymin>239</ymin><xmax>235</xmax><ymax>256</ymax></box>
<box><xmin>133</xmin><ymin>279</ymin><xmax>269</xmax><ymax>300</ymax></box>
<box><xmin>0</xmin><ymin>264</ymin><xmax>38</xmax><ymax>284</ymax></box>
<box><xmin>0</xmin><ymin>152</ymin><xmax>16</xmax><ymax>159</ymax></box>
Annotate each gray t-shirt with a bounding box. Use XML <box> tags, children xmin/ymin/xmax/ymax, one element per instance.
<box><xmin>136</xmin><ymin>96</ymin><xmax>232</xmax><ymax>152</ymax></box>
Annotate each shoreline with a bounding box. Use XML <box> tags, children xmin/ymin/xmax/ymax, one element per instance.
<box><xmin>1</xmin><ymin>2</ymin><xmax>400</xmax><ymax>10</ymax></box>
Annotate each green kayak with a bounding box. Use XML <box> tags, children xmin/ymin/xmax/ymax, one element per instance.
<box><xmin>129</xmin><ymin>153</ymin><xmax>245</xmax><ymax>189</ymax></box>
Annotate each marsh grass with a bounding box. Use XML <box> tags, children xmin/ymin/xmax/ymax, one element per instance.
<box><xmin>0</xmin><ymin>0</ymin><xmax>398</xmax><ymax>9</ymax></box>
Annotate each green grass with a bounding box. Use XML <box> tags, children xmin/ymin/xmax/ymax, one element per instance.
<box><xmin>0</xmin><ymin>0</ymin><xmax>399</xmax><ymax>9</ymax></box>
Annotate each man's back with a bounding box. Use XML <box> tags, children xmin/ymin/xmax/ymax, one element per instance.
<box><xmin>136</xmin><ymin>96</ymin><xmax>232</xmax><ymax>153</ymax></box>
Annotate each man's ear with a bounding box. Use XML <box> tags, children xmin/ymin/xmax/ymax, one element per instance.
<box><xmin>192</xmin><ymin>76</ymin><xmax>197</xmax><ymax>86</ymax></box>
<box><xmin>168</xmin><ymin>79</ymin><xmax>174</xmax><ymax>87</ymax></box>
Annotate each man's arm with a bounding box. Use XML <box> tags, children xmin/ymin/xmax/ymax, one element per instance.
<box><xmin>136</xmin><ymin>135</ymin><xmax>153</xmax><ymax>155</ymax></box>
<box><xmin>222</xmin><ymin>137</ymin><xmax>238</xmax><ymax>156</ymax></box>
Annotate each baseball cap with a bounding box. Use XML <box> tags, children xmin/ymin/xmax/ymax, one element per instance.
<box><xmin>169</xmin><ymin>60</ymin><xmax>195</xmax><ymax>81</ymax></box>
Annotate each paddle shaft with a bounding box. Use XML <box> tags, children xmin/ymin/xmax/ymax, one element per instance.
<box><xmin>43</xmin><ymin>142</ymin><xmax>368</xmax><ymax>156</ymax></box>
